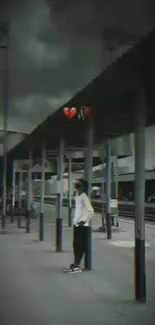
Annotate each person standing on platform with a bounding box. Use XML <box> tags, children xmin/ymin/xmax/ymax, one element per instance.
<box><xmin>65</xmin><ymin>179</ymin><xmax>94</xmax><ymax>273</ymax></box>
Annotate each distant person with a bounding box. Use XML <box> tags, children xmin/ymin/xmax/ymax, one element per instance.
<box><xmin>128</xmin><ymin>191</ymin><xmax>133</xmax><ymax>201</ymax></box>
<box><xmin>65</xmin><ymin>179</ymin><xmax>94</xmax><ymax>273</ymax></box>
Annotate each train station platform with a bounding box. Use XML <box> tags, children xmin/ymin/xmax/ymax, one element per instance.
<box><xmin>0</xmin><ymin>205</ymin><xmax>155</xmax><ymax>325</ymax></box>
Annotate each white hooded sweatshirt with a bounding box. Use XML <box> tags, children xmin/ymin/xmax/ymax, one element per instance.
<box><xmin>73</xmin><ymin>192</ymin><xmax>94</xmax><ymax>227</ymax></box>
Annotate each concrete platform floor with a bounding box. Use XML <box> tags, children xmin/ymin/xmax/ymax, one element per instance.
<box><xmin>0</xmin><ymin>205</ymin><xmax>155</xmax><ymax>325</ymax></box>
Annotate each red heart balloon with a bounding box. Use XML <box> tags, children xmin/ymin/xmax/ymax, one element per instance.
<box><xmin>84</xmin><ymin>107</ymin><xmax>92</xmax><ymax>116</ymax></box>
<box><xmin>70</xmin><ymin>107</ymin><xmax>76</xmax><ymax>119</ymax></box>
<box><xmin>63</xmin><ymin>107</ymin><xmax>70</xmax><ymax>119</ymax></box>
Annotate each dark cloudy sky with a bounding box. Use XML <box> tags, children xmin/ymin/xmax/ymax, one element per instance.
<box><xmin>0</xmin><ymin>0</ymin><xmax>155</xmax><ymax>134</ymax></box>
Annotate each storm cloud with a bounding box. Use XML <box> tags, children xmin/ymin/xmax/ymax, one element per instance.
<box><xmin>0</xmin><ymin>0</ymin><xmax>155</xmax><ymax>134</ymax></box>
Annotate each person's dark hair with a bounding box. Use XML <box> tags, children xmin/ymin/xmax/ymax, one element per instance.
<box><xmin>76</xmin><ymin>178</ymin><xmax>89</xmax><ymax>195</ymax></box>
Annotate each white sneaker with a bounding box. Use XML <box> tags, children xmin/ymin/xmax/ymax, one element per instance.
<box><xmin>64</xmin><ymin>264</ymin><xmax>82</xmax><ymax>273</ymax></box>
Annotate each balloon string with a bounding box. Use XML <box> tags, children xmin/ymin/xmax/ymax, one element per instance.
<box><xmin>81</xmin><ymin>106</ymin><xmax>86</xmax><ymax>120</ymax></box>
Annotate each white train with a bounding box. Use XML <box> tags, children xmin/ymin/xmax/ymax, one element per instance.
<box><xmin>32</xmin><ymin>170</ymin><xmax>155</xmax><ymax>202</ymax></box>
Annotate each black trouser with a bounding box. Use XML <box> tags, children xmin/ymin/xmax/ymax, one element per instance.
<box><xmin>73</xmin><ymin>225</ymin><xmax>88</xmax><ymax>266</ymax></box>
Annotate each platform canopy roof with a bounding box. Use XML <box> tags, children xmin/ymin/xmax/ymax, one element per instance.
<box><xmin>7</xmin><ymin>25</ymin><xmax>155</xmax><ymax>162</ymax></box>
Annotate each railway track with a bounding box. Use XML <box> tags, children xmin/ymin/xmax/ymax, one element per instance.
<box><xmin>34</xmin><ymin>196</ymin><xmax>155</xmax><ymax>222</ymax></box>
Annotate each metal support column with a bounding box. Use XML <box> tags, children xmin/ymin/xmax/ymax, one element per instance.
<box><xmin>105</xmin><ymin>141</ymin><xmax>112</xmax><ymax>239</ymax></box>
<box><xmin>1</xmin><ymin>23</ymin><xmax>9</xmax><ymax>230</ymax></box>
<box><xmin>2</xmin><ymin>153</ymin><xmax>7</xmax><ymax>229</ymax></box>
<box><xmin>134</xmin><ymin>89</ymin><xmax>146</xmax><ymax>303</ymax></box>
<box><xmin>111</xmin><ymin>157</ymin><xmax>119</xmax><ymax>227</ymax></box>
<box><xmin>84</xmin><ymin>117</ymin><xmax>93</xmax><ymax>270</ymax></box>
<box><xmin>68</xmin><ymin>155</ymin><xmax>72</xmax><ymax>227</ymax></box>
<box><xmin>17</xmin><ymin>167</ymin><xmax>22</xmax><ymax>228</ymax></box>
<box><xmin>112</xmin><ymin>156</ymin><xmax>119</xmax><ymax>199</ymax></box>
<box><xmin>115</xmin><ymin>156</ymin><xmax>118</xmax><ymax>199</ymax></box>
<box><xmin>111</xmin><ymin>160</ymin><xmax>115</xmax><ymax>226</ymax></box>
<box><xmin>56</xmin><ymin>137</ymin><xmax>64</xmax><ymax>252</ymax></box>
<box><xmin>26</xmin><ymin>151</ymin><xmax>32</xmax><ymax>233</ymax></box>
<box><xmin>101</xmin><ymin>182</ymin><xmax>106</xmax><ymax>231</ymax></box>
<box><xmin>39</xmin><ymin>143</ymin><xmax>46</xmax><ymax>241</ymax></box>
<box><xmin>115</xmin><ymin>156</ymin><xmax>119</xmax><ymax>227</ymax></box>
<box><xmin>99</xmin><ymin>150</ymin><xmax>106</xmax><ymax>232</ymax></box>
<box><xmin>11</xmin><ymin>162</ymin><xmax>15</xmax><ymax>223</ymax></box>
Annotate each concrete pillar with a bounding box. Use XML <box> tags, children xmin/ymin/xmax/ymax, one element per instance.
<box><xmin>105</xmin><ymin>141</ymin><xmax>112</xmax><ymax>239</ymax></box>
<box><xmin>134</xmin><ymin>89</ymin><xmax>146</xmax><ymax>303</ymax></box>
<box><xmin>84</xmin><ymin>117</ymin><xmax>93</xmax><ymax>270</ymax></box>
<box><xmin>39</xmin><ymin>143</ymin><xmax>46</xmax><ymax>241</ymax></box>
<box><xmin>26</xmin><ymin>151</ymin><xmax>32</xmax><ymax>233</ymax></box>
<box><xmin>11</xmin><ymin>161</ymin><xmax>15</xmax><ymax>223</ymax></box>
<box><xmin>17</xmin><ymin>167</ymin><xmax>22</xmax><ymax>228</ymax></box>
<box><xmin>56</xmin><ymin>137</ymin><xmax>64</xmax><ymax>252</ymax></box>
<box><xmin>68</xmin><ymin>155</ymin><xmax>72</xmax><ymax>227</ymax></box>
